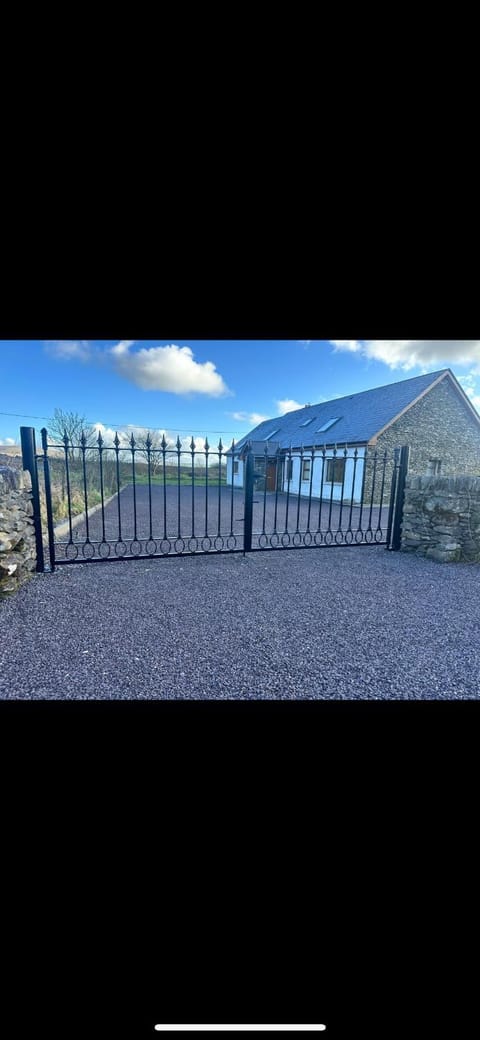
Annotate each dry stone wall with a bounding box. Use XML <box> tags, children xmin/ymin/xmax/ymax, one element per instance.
<box><xmin>401</xmin><ymin>475</ymin><xmax>480</xmax><ymax>563</ymax></box>
<box><xmin>0</xmin><ymin>466</ymin><xmax>36</xmax><ymax>597</ymax></box>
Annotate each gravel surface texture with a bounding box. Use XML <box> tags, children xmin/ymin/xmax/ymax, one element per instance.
<box><xmin>1</xmin><ymin>546</ymin><xmax>479</xmax><ymax>699</ymax></box>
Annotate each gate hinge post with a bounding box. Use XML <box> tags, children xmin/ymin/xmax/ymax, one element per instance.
<box><xmin>390</xmin><ymin>444</ymin><xmax>410</xmax><ymax>551</ymax></box>
<box><xmin>243</xmin><ymin>445</ymin><xmax>254</xmax><ymax>554</ymax></box>
<box><xmin>20</xmin><ymin>426</ymin><xmax>45</xmax><ymax>573</ymax></box>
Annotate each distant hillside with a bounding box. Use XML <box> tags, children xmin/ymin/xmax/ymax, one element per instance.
<box><xmin>0</xmin><ymin>444</ymin><xmax>64</xmax><ymax>459</ymax></box>
<box><xmin>0</xmin><ymin>451</ymin><xmax>22</xmax><ymax>469</ymax></box>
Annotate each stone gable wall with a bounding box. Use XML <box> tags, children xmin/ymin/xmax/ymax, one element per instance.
<box><xmin>0</xmin><ymin>466</ymin><xmax>37</xmax><ymax>597</ymax></box>
<box><xmin>374</xmin><ymin>378</ymin><xmax>480</xmax><ymax>474</ymax></box>
<box><xmin>361</xmin><ymin>379</ymin><xmax>480</xmax><ymax>503</ymax></box>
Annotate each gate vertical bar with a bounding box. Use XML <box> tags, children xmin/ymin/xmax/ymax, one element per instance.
<box><xmin>20</xmin><ymin>426</ymin><xmax>45</xmax><ymax>573</ymax></box>
<box><xmin>41</xmin><ymin>428</ymin><xmax>56</xmax><ymax>571</ymax></box>
<box><xmin>390</xmin><ymin>445</ymin><xmax>410</xmax><ymax>551</ymax></box>
<box><xmin>385</xmin><ymin>447</ymin><xmax>399</xmax><ymax>549</ymax></box>
<box><xmin>243</xmin><ymin>445</ymin><xmax>254</xmax><ymax>554</ymax></box>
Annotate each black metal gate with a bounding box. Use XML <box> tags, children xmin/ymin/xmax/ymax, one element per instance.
<box><xmin>20</xmin><ymin>426</ymin><xmax>409</xmax><ymax>572</ymax></box>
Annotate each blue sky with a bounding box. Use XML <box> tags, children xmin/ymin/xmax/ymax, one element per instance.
<box><xmin>1</xmin><ymin>339</ymin><xmax>480</xmax><ymax>447</ymax></box>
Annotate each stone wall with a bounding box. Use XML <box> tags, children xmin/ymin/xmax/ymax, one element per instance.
<box><xmin>401</xmin><ymin>475</ymin><xmax>480</xmax><ymax>562</ymax></box>
<box><xmin>0</xmin><ymin>466</ymin><xmax>37</xmax><ymax>597</ymax></box>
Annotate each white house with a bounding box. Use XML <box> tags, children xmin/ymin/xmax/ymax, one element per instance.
<box><xmin>226</xmin><ymin>368</ymin><xmax>480</xmax><ymax>504</ymax></box>
<box><xmin>226</xmin><ymin>441</ymin><xmax>366</xmax><ymax>503</ymax></box>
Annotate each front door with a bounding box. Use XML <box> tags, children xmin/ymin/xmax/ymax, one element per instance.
<box><xmin>266</xmin><ymin>460</ymin><xmax>277</xmax><ymax>491</ymax></box>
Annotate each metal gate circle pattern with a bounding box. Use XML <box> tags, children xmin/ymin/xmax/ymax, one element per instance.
<box><xmin>20</xmin><ymin>428</ymin><xmax>408</xmax><ymax>570</ymax></box>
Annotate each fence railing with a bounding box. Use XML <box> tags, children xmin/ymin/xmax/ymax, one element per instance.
<box><xmin>243</xmin><ymin>442</ymin><xmax>407</xmax><ymax>551</ymax></box>
<box><xmin>20</xmin><ymin>427</ymin><xmax>408</xmax><ymax>569</ymax></box>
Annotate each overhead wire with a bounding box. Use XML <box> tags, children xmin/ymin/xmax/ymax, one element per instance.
<box><xmin>0</xmin><ymin>410</ymin><xmax>241</xmax><ymax>437</ymax></box>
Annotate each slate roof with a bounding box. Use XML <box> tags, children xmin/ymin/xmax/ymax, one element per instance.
<box><xmin>229</xmin><ymin>369</ymin><xmax>465</xmax><ymax>454</ymax></box>
<box><xmin>236</xmin><ymin>439</ymin><xmax>281</xmax><ymax>457</ymax></box>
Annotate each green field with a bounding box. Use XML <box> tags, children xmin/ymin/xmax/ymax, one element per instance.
<box><xmin>133</xmin><ymin>468</ymin><xmax>226</xmax><ymax>487</ymax></box>
<box><xmin>38</xmin><ymin>457</ymin><xmax>227</xmax><ymax>524</ymax></box>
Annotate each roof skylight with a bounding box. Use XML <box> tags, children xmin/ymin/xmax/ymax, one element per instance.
<box><xmin>316</xmin><ymin>417</ymin><xmax>341</xmax><ymax>433</ymax></box>
<box><xmin>299</xmin><ymin>416</ymin><xmax>316</xmax><ymax>427</ymax></box>
<box><xmin>264</xmin><ymin>429</ymin><xmax>280</xmax><ymax>440</ymax></box>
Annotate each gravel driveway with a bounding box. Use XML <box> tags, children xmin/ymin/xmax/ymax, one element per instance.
<box><xmin>1</xmin><ymin>546</ymin><xmax>479</xmax><ymax>699</ymax></box>
<box><xmin>53</xmin><ymin>484</ymin><xmax>388</xmax><ymax>560</ymax></box>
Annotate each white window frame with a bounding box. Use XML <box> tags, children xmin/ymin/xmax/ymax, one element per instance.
<box><xmin>325</xmin><ymin>457</ymin><xmax>346</xmax><ymax>484</ymax></box>
<box><xmin>301</xmin><ymin>458</ymin><xmax>312</xmax><ymax>482</ymax></box>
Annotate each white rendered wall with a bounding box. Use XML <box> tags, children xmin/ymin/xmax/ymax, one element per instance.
<box><xmin>281</xmin><ymin>448</ymin><xmax>366</xmax><ymax>503</ymax></box>
<box><xmin>226</xmin><ymin>457</ymin><xmax>244</xmax><ymax>488</ymax></box>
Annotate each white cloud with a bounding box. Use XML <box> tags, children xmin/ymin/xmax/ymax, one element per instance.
<box><xmin>276</xmin><ymin>398</ymin><xmax>305</xmax><ymax>415</ymax></box>
<box><xmin>4</xmin><ymin>437</ymin><xmax>16</xmax><ymax>445</ymax></box>
<box><xmin>44</xmin><ymin>340</ymin><xmax>92</xmax><ymax>362</ymax></box>
<box><xmin>457</xmin><ymin>374</ymin><xmax>480</xmax><ymax>413</ymax></box>
<box><xmin>89</xmin><ymin>424</ymin><xmax>222</xmax><ymax>465</ymax></box>
<box><xmin>109</xmin><ymin>342</ymin><xmax>231</xmax><ymax>396</ymax></box>
<box><xmin>178</xmin><ymin>434</ymin><xmax>223</xmax><ymax>463</ymax></box>
<box><xmin>330</xmin><ymin>340</ymin><xmax>362</xmax><ymax>353</ymax></box>
<box><xmin>91</xmin><ymin>423</ymin><xmax>132</xmax><ymax>448</ymax></box>
<box><xmin>230</xmin><ymin>411</ymin><xmax>271</xmax><ymax>425</ymax></box>
<box><xmin>110</xmin><ymin>341</ymin><xmax>136</xmax><ymax>355</ymax></box>
<box><xmin>44</xmin><ymin>340</ymin><xmax>231</xmax><ymax>397</ymax></box>
<box><xmin>329</xmin><ymin>340</ymin><xmax>480</xmax><ymax>371</ymax></box>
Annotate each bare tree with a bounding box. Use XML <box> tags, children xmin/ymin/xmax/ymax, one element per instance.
<box><xmin>48</xmin><ymin>408</ymin><xmax>97</xmax><ymax>461</ymax></box>
<box><xmin>136</xmin><ymin>429</ymin><xmax>171</xmax><ymax>476</ymax></box>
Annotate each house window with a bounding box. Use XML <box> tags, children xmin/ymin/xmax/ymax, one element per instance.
<box><xmin>317</xmin><ymin>417</ymin><xmax>341</xmax><ymax>433</ymax></box>
<box><xmin>233</xmin><ymin>461</ymin><xmax>239</xmax><ymax>475</ymax></box>
<box><xmin>427</xmin><ymin>459</ymin><xmax>442</xmax><ymax>475</ymax></box>
<box><xmin>286</xmin><ymin>458</ymin><xmax>293</xmax><ymax>481</ymax></box>
<box><xmin>326</xmin><ymin>458</ymin><xmax>346</xmax><ymax>484</ymax></box>
<box><xmin>302</xmin><ymin>459</ymin><xmax>312</xmax><ymax>481</ymax></box>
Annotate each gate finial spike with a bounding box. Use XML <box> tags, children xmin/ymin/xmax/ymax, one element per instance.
<box><xmin>130</xmin><ymin>432</ymin><xmax>136</xmax><ymax>450</ymax></box>
<box><xmin>218</xmin><ymin>437</ymin><xmax>223</xmax><ymax>453</ymax></box>
<box><xmin>176</xmin><ymin>435</ymin><xmax>182</xmax><ymax>451</ymax></box>
<box><xmin>161</xmin><ymin>433</ymin><xmax>167</xmax><ymax>451</ymax></box>
<box><xmin>114</xmin><ymin>432</ymin><xmax>120</xmax><ymax>449</ymax></box>
<box><xmin>97</xmin><ymin>430</ymin><xmax>103</xmax><ymax>449</ymax></box>
<box><xmin>145</xmin><ymin>433</ymin><xmax>152</xmax><ymax>451</ymax></box>
<box><xmin>204</xmin><ymin>437</ymin><xmax>209</xmax><ymax>452</ymax></box>
<box><xmin>80</xmin><ymin>430</ymin><xmax>87</xmax><ymax>448</ymax></box>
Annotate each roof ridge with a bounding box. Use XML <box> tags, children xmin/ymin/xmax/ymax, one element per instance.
<box><xmin>302</xmin><ymin>369</ymin><xmax>449</xmax><ymax>414</ymax></box>
<box><xmin>230</xmin><ymin>369</ymin><xmax>456</xmax><ymax>452</ymax></box>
